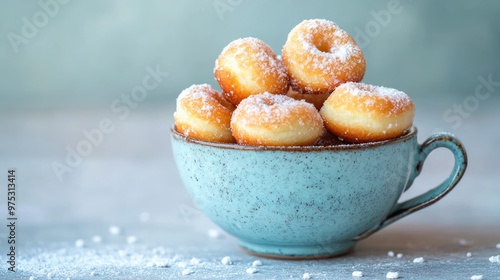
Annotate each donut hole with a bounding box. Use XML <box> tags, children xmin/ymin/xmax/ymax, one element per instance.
<box><xmin>313</xmin><ymin>38</ymin><xmax>333</xmax><ymax>54</ymax></box>
<box><xmin>310</xmin><ymin>31</ymin><xmax>335</xmax><ymax>54</ymax></box>
<box><xmin>316</xmin><ymin>42</ymin><xmax>331</xmax><ymax>53</ymax></box>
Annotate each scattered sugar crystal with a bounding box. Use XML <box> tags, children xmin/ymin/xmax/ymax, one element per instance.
<box><xmin>396</xmin><ymin>253</ymin><xmax>403</xmax><ymax>258</ymax></box>
<box><xmin>47</xmin><ymin>272</ymin><xmax>55</xmax><ymax>279</ymax></box>
<box><xmin>92</xmin><ymin>235</ymin><xmax>102</xmax><ymax>243</ymax></box>
<box><xmin>252</xmin><ymin>260</ymin><xmax>262</xmax><ymax>267</ymax></box>
<box><xmin>90</xmin><ymin>271</ymin><xmax>96</xmax><ymax>276</ymax></box>
<box><xmin>146</xmin><ymin>261</ymin><xmax>155</xmax><ymax>267</ymax></box>
<box><xmin>139</xmin><ymin>212</ymin><xmax>150</xmax><ymax>222</ymax></box>
<box><xmin>208</xmin><ymin>229</ymin><xmax>220</xmax><ymax>239</ymax></box>
<box><xmin>29</xmin><ymin>276</ymin><xmax>35</xmax><ymax>280</ymax></box>
<box><xmin>127</xmin><ymin>235</ymin><xmax>138</xmax><ymax>244</ymax></box>
<box><xmin>74</xmin><ymin>239</ymin><xmax>85</xmax><ymax>248</ymax></box>
<box><xmin>246</xmin><ymin>267</ymin><xmax>257</xmax><ymax>274</ymax></box>
<box><xmin>177</xmin><ymin>261</ymin><xmax>187</xmax><ymax>268</ymax></box>
<box><xmin>413</xmin><ymin>257</ymin><xmax>424</xmax><ymax>263</ymax></box>
<box><xmin>352</xmin><ymin>271</ymin><xmax>363</xmax><ymax>277</ymax></box>
<box><xmin>387</xmin><ymin>251</ymin><xmax>395</xmax><ymax>257</ymax></box>
<box><xmin>190</xmin><ymin>258</ymin><xmax>201</xmax><ymax>265</ymax></box>
<box><xmin>467</xmin><ymin>252</ymin><xmax>472</xmax><ymax>257</ymax></box>
<box><xmin>489</xmin><ymin>255</ymin><xmax>500</xmax><ymax>263</ymax></box>
<box><xmin>458</xmin><ymin>239</ymin><xmax>468</xmax><ymax>246</ymax></box>
<box><xmin>338</xmin><ymin>82</ymin><xmax>412</xmax><ymax>116</ymax></box>
<box><xmin>109</xmin><ymin>226</ymin><xmax>121</xmax><ymax>235</ymax></box>
<box><xmin>221</xmin><ymin>256</ymin><xmax>232</xmax><ymax>265</ymax></box>
<box><xmin>181</xmin><ymin>268</ymin><xmax>194</xmax><ymax>276</ymax></box>
<box><xmin>471</xmin><ymin>275</ymin><xmax>483</xmax><ymax>280</ymax></box>
<box><xmin>386</xmin><ymin>272</ymin><xmax>399</xmax><ymax>279</ymax></box>
<box><xmin>302</xmin><ymin>272</ymin><xmax>311</xmax><ymax>279</ymax></box>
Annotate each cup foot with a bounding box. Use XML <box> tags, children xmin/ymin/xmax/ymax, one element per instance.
<box><xmin>239</xmin><ymin>240</ymin><xmax>356</xmax><ymax>260</ymax></box>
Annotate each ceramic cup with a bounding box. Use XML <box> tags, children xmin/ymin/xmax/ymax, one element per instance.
<box><xmin>171</xmin><ymin>127</ymin><xmax>467</xmax><ymax>259</ymax></box>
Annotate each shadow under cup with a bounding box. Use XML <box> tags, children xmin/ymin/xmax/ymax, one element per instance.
<box><xmin>171</xmin><ymin>127</ymin><xmax>467</xmax><ymax>259</ymax></box>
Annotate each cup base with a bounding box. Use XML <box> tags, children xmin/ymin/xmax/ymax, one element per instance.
<box><xmin>239</xmin><ymin>240</ymin><xmax>356</xmax><ymax>260</ymax></box>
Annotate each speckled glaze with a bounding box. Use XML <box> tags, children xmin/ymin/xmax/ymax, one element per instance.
<box><xmin>171</xmin><ymin>127</ymin><xmax>467</xmax><ymax>259</ymax></box>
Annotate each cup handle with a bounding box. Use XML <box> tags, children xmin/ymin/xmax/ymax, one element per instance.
<box><xmin>354</xmin><ymin>132</ymin><xmax>468</xmax><ymax>241</ymax></box>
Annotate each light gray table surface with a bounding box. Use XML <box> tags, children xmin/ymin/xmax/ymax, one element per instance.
<box><xmin>1</xmin><ymin>101</ymin><xmax>499</xmax><ymax>279</ymax></box>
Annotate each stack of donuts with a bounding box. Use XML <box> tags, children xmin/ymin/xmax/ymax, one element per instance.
<box><xmin>174</xmin><ymin>19</ymin><xmax>415</xmax><ymax>146</ymax></box>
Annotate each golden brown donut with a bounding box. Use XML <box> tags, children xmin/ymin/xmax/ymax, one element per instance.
<box><xmin>215</xmin><ymin>37</ymin><xmax>289</xmax><ymax>105</ymax></box>
<box><xmin>319</xmin><ymin>82</ymin><xmax>415</xmax><ymax>143</ymax></box>
<box><xmin>231</xmin><ymin>92</ymin><xmax>324</xmax><ymax>146</ymax></box>
<box><xmin>174</xmin><ymin>84</ymin><xmax>236</xmax><ymax>143</ymax></box>
<box><xmin>282</xmin><ymin>19</ymin><xmax>366</xmax><ymax>94</ymax></box>
<box><xmin>286</xmin><ymin>87</ymin><xmax>331</xmax><ymax>110</ymax></box>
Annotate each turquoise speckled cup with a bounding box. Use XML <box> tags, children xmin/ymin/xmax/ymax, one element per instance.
<box><xmin>171</xmin><ymin>127</ymin><xmax>467</xmax><ymax>259</ymax></box>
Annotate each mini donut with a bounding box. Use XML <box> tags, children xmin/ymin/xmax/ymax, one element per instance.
<box><xmin>282</xmin><ymin>19</ymin><xmax>366</xmax><ymax>95</ymax></box>
<box><xmin>215</xmin><ymin>37</ymin><xmax>289</xmax><ymax>106</ymax></box>
<box><xmin>286</xmin><ymin>87</ymin><xmax>331</xmax><ymax>110</ymax></box>
<box><xmin>231</xmin><ymin>92</ymin><xmax>324</xmax><ymax>146</ymax></box>
<box><xmin>174</xmin><ymin>84</ymin><xmax>236</xmax><ymax>143</ymax></box>
<box><xmin>319</xmin><ymin>82</ymin><xmax>415</xmax><ymax>143</ymax></box>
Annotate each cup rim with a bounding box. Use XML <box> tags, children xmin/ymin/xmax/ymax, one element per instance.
<box><xmin>171</xmin><ymin>126</ymin><xmax>417</xmax><ymax>151</ymax></box>
<box><xmin>170</xmin><ymin>124</ymin><xmax>417</xmax><ymax>151</ymax></box>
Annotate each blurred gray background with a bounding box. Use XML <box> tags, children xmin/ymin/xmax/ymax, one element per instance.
<box><xmin>0</xmin><ymin>0</ymin><xmax>499</xmax><ymax>230</ymax></box>
<box><xmin>1</xmin><ymin>0</ymin><xmax>499</xmax><ymax>109</ymax></box>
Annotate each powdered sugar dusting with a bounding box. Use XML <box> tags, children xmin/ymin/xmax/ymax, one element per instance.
<box><xmin>330</xmin><ymin>43</ymin><xmax>356</xmax><ymax>63</ymax></box>
<box><xmin>339</xmin><ymin>82</ymin><xmax>413</xmax><ymax>116</ymax></box>
<box><xmin>288</xmin><ymin>19</ymin><xmax>364</xmax><ymax>85</ymax></box>
<box><xmin>176</xmin><ymin>84</ymin><xmax>234</xmax><ymax>121</ymax></box>
<box><xmin>177</xmin><ymin>85</ymin><xmax>215</xmax><ymax>118</ymax></box>
<box><xmin>16</xmin><ymin>236</ymin><xmax>492</xmax><ymax>279</ymax></box>
<box><xmin>231</xmin><ymin>92</ymin><xmax>323</xmax><ymax>145</ymax></box>
<box><xmin>215</xmin><ymin>37</ymin><xmax>288</xmax><ymax>83</ymax></box>
<box><xmin>234</xmin><ymin>93</ymin><xmax>320</xmax><ymax>129</ymax></box>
